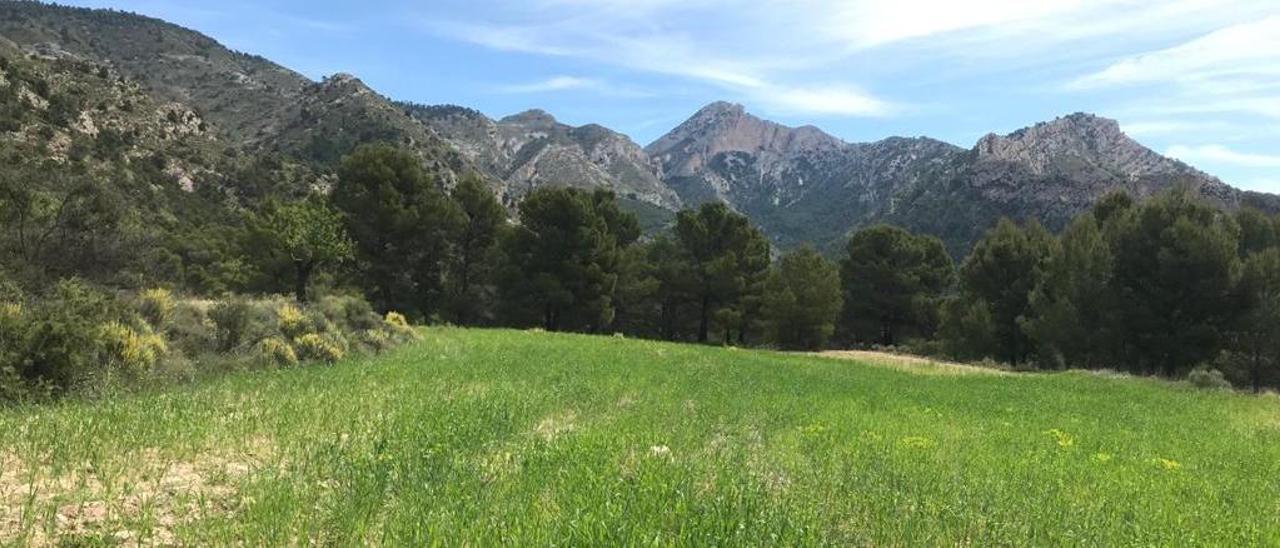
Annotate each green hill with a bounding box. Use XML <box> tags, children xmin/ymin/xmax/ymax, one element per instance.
<box><xmin>2</xmin><ymin>328</ymin><xmax>1277</xmax><ymax>545</ymax></box>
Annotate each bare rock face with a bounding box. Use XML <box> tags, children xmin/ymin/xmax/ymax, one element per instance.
<box><xmin>647</xmin><ymin>101</ymin><xmax>843</xmax><ymax>178</ymax></box>
<box><xmin>411</xmin><ymin>106</ymin><xmax>681</xmax><ymax>209</ymax></box>
<box><xmin>646</xmin><ymin>104</ymin><xmax>1269</xmax><ymax>254</ymax></box>
<box><xmin>960</xmin><ymin>113</ymin><xmax>1244</xmax><ymax>229</ymax></box>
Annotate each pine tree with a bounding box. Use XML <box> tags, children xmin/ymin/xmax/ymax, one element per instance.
<box><xmin>1022</xmin><ymin>215</ymin><xmax>1114</xmax><ymax>369</ymax></box>
<box><xmin>762</xmin><ymin>247</ymin><xmax>843</xmax><ymax>350</ymax></box>
<box><xmin>445</xmin><ymin>173</ymin><xmax>506</xmax><ymax>325</ymax></box>
<box><xmin>1235</xmin><ymin>207</ymin><xmax>1279</xmax><ymax>257</ymax></box>
<box><xmin>1109</xmin><ymin>189</ymin><xmax>1240</xmax><ymax>376</ymax></box>
<box><xmin>331</xmin><ymin>144</ymin><xmax>463</xmax><ymax>317</ymax></box>
<box><xmin>673</xmin><ymin>203</ymin><xmax>770</xmax><ymax>344</ymax></box>
<box><xmin>1232</xmin><ymin>248</ymin><xmax>1280</xmax><ymax>391</ymax></box>
<box><xmin>498</xmin><ymin>188</ymin><xmax>636</xmax><ymax>332</ymax></box>
<box><xmin>956</xmin><ymin>218</ymin><xmax>1053</xmax><ymax>365</ymax></box>
<box><xmin>839</xmin><ymin>224</ymin><xmax>953</xmax><ymax>346</ymax></box>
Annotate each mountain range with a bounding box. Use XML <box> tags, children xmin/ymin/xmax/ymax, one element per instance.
<box><xmin>2</xmin><ymin>2</ymin><xmax>1276</xmax><ymax>255</ymax></box>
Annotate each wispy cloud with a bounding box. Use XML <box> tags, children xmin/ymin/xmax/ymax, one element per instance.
<box><xmin>496</xmin><ymin>76</ymin><xmax>652</xmax><ymax>98</ymax></box>
<box><xmin>417</xmin><ymin>6</ymin><xmax>897</xmax><ymax>117</ymax></box>
<box><xmin>498</xmin><ymin>76</ymin><xmax>600</xmax><ymax>93</ymax></box>
<box><xmin>1071</xmin><ymin>16</ymin><xmax>1280</xmax><ymax>90</ymax></box>
<box><xmin>281</xmin><ymin>15</ymin><xmax>355</xmax><ymax>33</ymax></box>
<box><xmin>414</xmin><ymin>0</ymin><xmax>1280</xmax><ymax>147</ymax></box>
<box><xmin>757</xmin><ymin>85</ymin><xmax>898</xmax><ymax>117</ymax></box>
<box><xmin>1166</xmin><ymin>144</ymin><xmax>1280</xmax><ymax>168</ymax></box>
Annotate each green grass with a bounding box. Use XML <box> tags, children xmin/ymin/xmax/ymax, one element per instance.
<box><xmin>3</xmin><ymin>328</ymin><xmax>1279</xmax><ymax>545</ymax></box>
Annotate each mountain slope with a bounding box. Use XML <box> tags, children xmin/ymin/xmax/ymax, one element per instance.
<box><xmin>0</xmin><ymin>2</ymin><xmax>479</xmax><ymax>185</ymax></box>
<box><xmin>0</xmin><ymin>2</ymin><xmax>307</xmax><ymax>143</ymax></box>
<box><xmin>408</xmin><ymin>104</ymin><xmax>680</xmax><ymax>209</ymax></box>
<box><xmin>648</xmin><ymin>103</ymin><xmax>1278</xmax><ymax>254</ymax></box>
<box><xmin>2</xmin><ymin>2</ymin><xmax>1276</xmax><ymax>255</ymax></box>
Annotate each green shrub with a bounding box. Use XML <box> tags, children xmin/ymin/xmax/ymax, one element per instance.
<box><xmin>136</xmin><ymin>288</ymin><xmax>175</xmax><ymax>328</ymax></box>
<box><xmin>357</xmin><ymin>328</ymin><xmax>393</xmax><ymax>353</ymax></box>
<box><xmin>316</xmin><ymin>293</ymin><xmax>380</xmax><ymax>332</ymax></box>
<box><xmin>20</xmin><ymin>280</ymin><xmax>121</xmax><ymax>394</ymax></box>
<box><xmin>257</xmin><ymin>337</ymin><xmax>298</xmax><ymax>368</ymax></box>
<box><xmin>294</xmin><ymin>333</ymin><xmax>345</xmax><ymax>363</ymax></box>
<box><xmin>305</xmin><ymin>307</ymin><xmax>339</xmax><ymax>336</ymax></box>
<box><xmin>209</xmin><ymin>298</ymin><xmax>269</xmax><ymax>352</ymax></box>
<box><xmin>1188</xmin><ymin>367</ymin><xmax>1232</xmax><ymax>390</ymax></box>
<box><xmin>0</xmin><ymin>301</ymin><xmax>27</xmax><ymax>401</ymax></box>
<box><xmin>167</xmin><ymin>301</ymin><xmax>217</xmax><ymax>356</ymax></box>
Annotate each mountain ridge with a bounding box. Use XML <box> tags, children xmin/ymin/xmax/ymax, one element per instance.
<box><xmin>1</xmin><ymin>1</ymin><xmax>1276</xmax><ymax>255</ymax></box>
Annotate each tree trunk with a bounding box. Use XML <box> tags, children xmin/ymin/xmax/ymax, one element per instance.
<box><xmin>1252</xmin><ymin>348</ymin><xmax>1262</xmax><ymax>394</ymax></box>
<box><xmin>294</xmin><ymin>261</ymin><xmax>313</xmax><ymax>303</ymax></box>
<box><xmin>698</xmin><ymin>295</ymin><xmax>710</xmax><ymax>343</ymax></box>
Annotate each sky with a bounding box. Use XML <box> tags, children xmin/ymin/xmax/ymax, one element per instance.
<box><xmin>60</xmin><ymin>0</ymin><xmax>1280</xmax><ymax>192</ymax></box>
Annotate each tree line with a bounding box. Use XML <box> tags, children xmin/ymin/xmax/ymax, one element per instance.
<box><xmin>295</xmin><ymin>145</ymin><xmax>1275</xmax><ymax>390</ymax></box>
<box><xmin>4</xmin><ymin>143</ymin><xmax>1279</xmax><ymax>391</ymax></box>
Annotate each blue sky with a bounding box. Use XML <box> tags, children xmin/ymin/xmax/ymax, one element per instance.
<box><xmin>62</xmin><ymin>0</ymin><xmax>1280</xmax><ymax>192</ymax></box>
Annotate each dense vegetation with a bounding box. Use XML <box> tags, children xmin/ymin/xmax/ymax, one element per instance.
<box><xmin>6</xmin><ymin>128</ymin><xmax>1280</xmax><ymax>398</ymax></box>
<box><xmin>2</xmin><ymin>329</ymin><xmax>1277</xmax><ymax>544</ymax></box>
<box><xmin>3</xmin><ymin>36</ymin><xmax>1279</xmax><ymax>399</ymax></box>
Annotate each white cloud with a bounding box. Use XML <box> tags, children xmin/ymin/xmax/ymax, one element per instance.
<box><xmin>818</xmin><ymin>0</ymin><xmax>1102</xmax><ymax>49</ymax></box>
<box><xmin>1126</xmin><ymin>97</ymin><xmax>1280</xmax><ymax>120</ymax></box>
<box><xmin>1166</xmin><ymin>144</ymin><xmax>1280</xmax><ymax>167</ymax></box>
<box><xmin>498</xmin><ymin>76</ymin><xmax>599</xmax><ymax>93</ymax></box>
<box><xmin>496</xmin><ymin>76</ymin><xmax>654</xmax><ymax>98</ymax></box>
<box><xmin>1071</xmin><ymin>16</ymin><xmax>1280</xmax><ymax>89</ymax></box>
<box><xmin>1122</xmin><ymin>121</ymin><xmax>1202</xmax><ymax>136</ymax></box>
<box><xmin>419</xmin><ymin>0</ymin><xmax>1280</xmax><ymax>124</ymax></box>
<box><xmin>757</xmin><ymin>85</ymin><xmax>896</xmax><ymax>117</ymax></box>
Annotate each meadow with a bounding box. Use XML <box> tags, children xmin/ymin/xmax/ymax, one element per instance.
<box><xmin>2</xmin><ymin>328</ymin><xmax>1278</xmax><ymax>545</ymax></box>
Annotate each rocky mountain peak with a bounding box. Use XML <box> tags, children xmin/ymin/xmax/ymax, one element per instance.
<box><xmin>500</xmin><ymin>109</ymin><xmax>558</xmax><ymax>127</ymax></box>
<box><xmin>645</xmin><ymin>101</ymin><xmax>845</xmax><ymax>182</ymax></box>
<box><xmin>686</xmin><ymin>101</ymin><xmax>746</xmax><ymax>124</ymax></box>
<box><xmin>318</xmin><ymin>73</ymin><xmax>373</xmax><ymax>94</ymax></box>
<box><xmin>972</xmin><ymin>112</ymin><xmax>1172</xmax><ymax>179</ymax></box>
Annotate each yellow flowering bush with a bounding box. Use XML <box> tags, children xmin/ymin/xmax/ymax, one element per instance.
<box><xmin>98</xmin><ymin>321</ymin><xmax>167</xmax><ymax>375</ymax></box>
<box><xmin>137</xmin><ymin>288</ymin><xmax>175</xmax><ymax>328</ymax></box>
<box><xmin>295</xmin><ymin>333</ymin><xmax>345</xmax><ymax>363</ymax></box>
<box><xmin>0</xmin><ymin>302</ymin><xmax>21</xmax><ymax>319</ymax></box>
<box><xmin>383</xmin><ymin>311</ymin><xmax>418</xmax><ymax>341</ymax></box>
<box><xmin>277</xmin><ymin>303</ymin><xmax>311</xmax><ymax>340</ymax></box>
<box><xmin>257</xmin><ymin>336</ymin><xmax>298</xmax><ymax>368</ymax></box>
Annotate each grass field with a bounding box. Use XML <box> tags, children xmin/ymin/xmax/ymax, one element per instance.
<box><xmin>2</xmin><ymin>328</ymin><xmax>1279</xmax><ymax>545</ymax></box>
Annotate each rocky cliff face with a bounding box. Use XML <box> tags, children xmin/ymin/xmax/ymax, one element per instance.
<box><xmin>411</xmin><ymin>106</ymin><xmax>680</xmax><ymax>209</ymax></box>
<box><xmin>646</xmin><ymin>105</ymin><xmax>1274</xmax><ymax>254</ymax></box>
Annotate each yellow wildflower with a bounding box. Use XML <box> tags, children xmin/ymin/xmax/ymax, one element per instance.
<box><xmin>1043</xmin><ymin>428</ymin><xmax>1075</xmax><ymax>448</ymax></box>
<box><xmin>899</xmin><ymin>436</ymin><xmax>933</xmax><ymax>449</ymax></box>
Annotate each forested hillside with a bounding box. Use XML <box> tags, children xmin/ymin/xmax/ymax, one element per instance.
<box><xmin>2</xmin><ymin>2</ymin><xmax>1280</xmax><ymax>402</ymax></box>
<box><xmin>3</xmin><ymin>2</ymin><xmax>1276</xmax><ymax>255</ymax></box>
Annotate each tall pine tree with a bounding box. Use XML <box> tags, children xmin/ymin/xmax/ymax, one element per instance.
<box><xmin>839</xmin><ymin>224</ymin><xmax>953</xmax><ymax>346</ymax></box>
